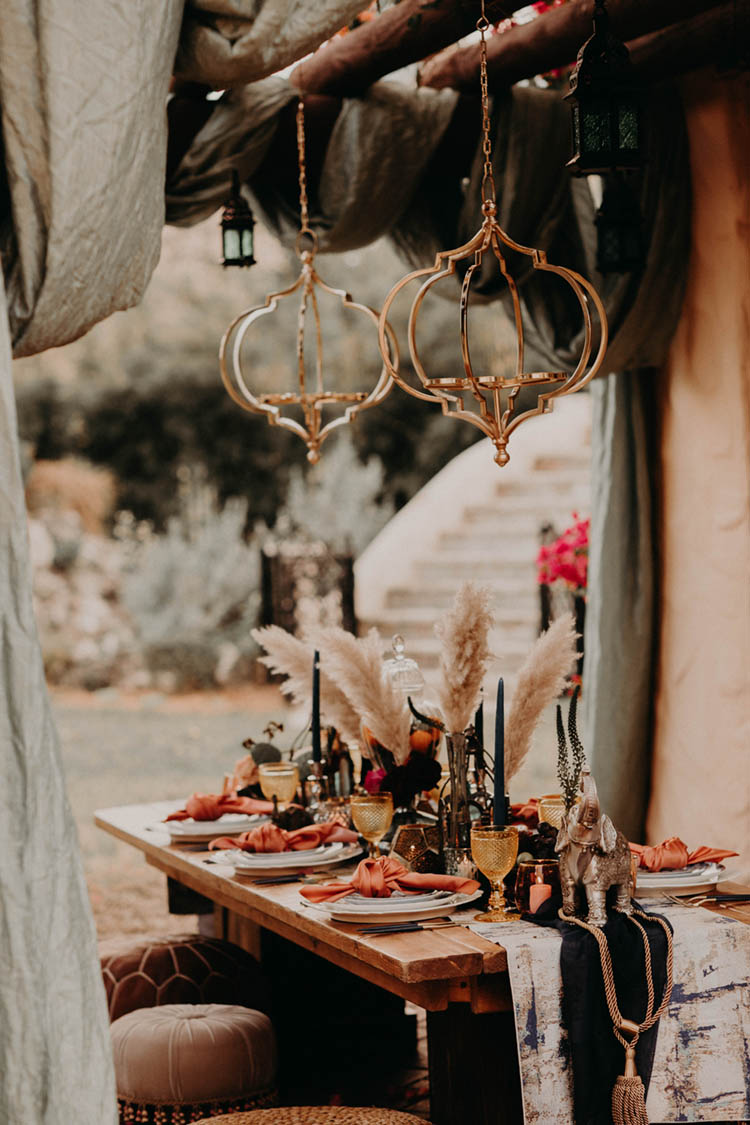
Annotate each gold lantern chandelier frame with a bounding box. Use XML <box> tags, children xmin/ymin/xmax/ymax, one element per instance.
<box><xmin>220</xmin><ymin>99</ymin><xmax>397</xmax><ymax>464</ymax></box>
<box><xmin>377</xmin><ymin>4</ymin><xmax>609</xmax><ymax>467</ymax></box>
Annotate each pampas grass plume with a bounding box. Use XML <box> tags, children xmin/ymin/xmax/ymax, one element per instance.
<box><xmin>505</xmin><ymin>612</ymin><xmax>578</xmax><ymax>781</ymax></box>
<box><xmin>434</xmin><ymin>581</ymin><xmax>495</xmax><ymax>733</ymax></box>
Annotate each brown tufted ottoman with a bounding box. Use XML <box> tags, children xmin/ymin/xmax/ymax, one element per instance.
<box><xmin>193</xmin><ymin>1109</ymin><xmax>431</xmax><ymax>1124</ymax></box>
<box><xmin>111</xmin><ymin>1004</ymin><xmax>278</xmax><ymax>1123</ymax></box>
<box><xmin>100</xmin><ymin>934</ymin><xmax>271</xmax><ymax>1022</ymax></box>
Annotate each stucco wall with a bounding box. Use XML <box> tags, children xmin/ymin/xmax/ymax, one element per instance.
<box><xmin>648</xmin><ymin>72</ymin><xmax>750</xmax><ymax>867</ymax></box>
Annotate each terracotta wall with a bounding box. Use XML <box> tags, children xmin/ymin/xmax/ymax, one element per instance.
<box><xmin>648</xmin><ymin>72</ymin><xmax>750</xmax><ymax>865</ymax></box>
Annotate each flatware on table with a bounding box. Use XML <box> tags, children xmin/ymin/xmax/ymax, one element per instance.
<box><xmin>355</xmin><ymin>918</ymin><xmax>460</xmax><ymax>935</ymax></box>
<box><xmin>665</xmin><ymin>892</ymin><xmax>750</xmax><ymax>908</ymax></box>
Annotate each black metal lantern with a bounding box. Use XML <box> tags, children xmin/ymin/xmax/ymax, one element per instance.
<box><xmin>221</xmin><ymin>170</ymin><xmax>255</xmax><ymax>267</ymax></box>
<box><xmin>566</xmin><ymin>0</ymin><xmax>643</xmax><ymax>175</ymax></box>
<box><xmin>595</xmin><ymin>174</ymin><xmax>646</xmax><ymax>274</ymax></box>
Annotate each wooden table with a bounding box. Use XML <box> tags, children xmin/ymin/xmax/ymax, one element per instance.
<box><xmin>96</xmin><ymin>802</ymin><xmax>750</xmax><ymax>1124</ymax></box>
<box><xmin>96</xmin><ymin>802</ymin><xmax>522</xmax><ymax>1125</ymax></box>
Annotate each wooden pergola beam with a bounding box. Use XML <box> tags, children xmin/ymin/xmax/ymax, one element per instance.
<box><xmin>291</xmin><ymin>0</ymin><xmax>515</xmax><ymax>97</ymax></box>
<box><xmin>418</xmin><ymin>0</ymin><xmax>737</xmax><ymax>90</ymax></box>
<box><xmin>293</xmin><ymin>0</ymin><xmax>728</xmax><ymax>96</ymax></box>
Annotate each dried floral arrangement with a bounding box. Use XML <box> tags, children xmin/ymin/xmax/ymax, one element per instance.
<box><xmin>556</xmin><ymin>684</ymin><xmax>587</xmax><ymax>810</ymax></box>
<box><xmin>434</xmin><ymin>581</ymin><xmax>495</xmax><ymax>734</ymax></box>
<box><xmin>252</xmin><ymin>623</ymin><xmax>412</xmax><ymax>764</ymax></box>
<box><xmin>251</xmin><ymin>625</ymin><xmax>361</xmax><ymax>744</ymax></box>
<box><xmin>314</xmin><ymin>626</ymin><xmax>412</xmax><ymax>765</ymax></box>
<box><xmin>505</xmin><ymin>612</ymin><xmax>578</xmax><ymax>781</ymax></box>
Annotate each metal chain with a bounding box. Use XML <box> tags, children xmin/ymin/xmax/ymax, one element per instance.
<box><xmin>477</xmin><ymin>0</ymin><xmax>496</xmax><ymax>205</ymax></box>
<box><xmin>295</xmin><ymin>98</ymin><xmax>318</xmax><ymax>256</ymax></box>
<box><xmin>562</xmin><ymin>908</ymin><xmax>674</xmax><ymax>1051</ymax></box>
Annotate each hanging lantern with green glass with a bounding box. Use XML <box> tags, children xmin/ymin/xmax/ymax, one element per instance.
<box><xmin>566</xmin><ymin>0</ymin><xmax>643</xmax><ymax>176</ymax></box>
<box><xmin>595</xmin><ymin>174</ymin><xmax>646</xmax><ymax>274</ymax></box>
<box><xmin>221</xmin><ymin>170</ymin><xmax>256</xmax><ymax>267</ymax></box>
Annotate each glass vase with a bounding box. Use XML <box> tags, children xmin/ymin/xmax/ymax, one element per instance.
<box><xmin>442</xmin><ymin>732</ymin><xmax>476</xmax><ymax>877</ymax></box>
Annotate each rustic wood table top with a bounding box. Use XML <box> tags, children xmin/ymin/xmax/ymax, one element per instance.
<box><xmin>95</xmin><ymin>801</ymin><xmax>511</xmax><ymax>1012</ymax></box>
<box><xmin>95</xmin><ymin>802</ymin><xmax>750</xmax><ymax>1011</ymax></box>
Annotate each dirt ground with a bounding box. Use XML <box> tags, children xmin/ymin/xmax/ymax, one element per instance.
<box><xmin>54</xmin><ymin>683</ymin><xmax>294</xmax><ymax>940</ymax></box>
<box><xmin>55</xmin><ymin>683</ymin><xmax>558</xmax><ymax>942</ymax></box>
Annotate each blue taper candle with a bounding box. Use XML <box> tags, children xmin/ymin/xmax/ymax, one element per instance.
<box><xmin>474</xmin><ymin>698</ymin><xmax>484</xmax><ymax>748</ymax></box>
<box><xmin>311</xmin><ymin>650</ymin><xmax>321</xmax><ymax>762</ymax></box>
<box><xmin>493</xmin><ymin>678</ymin><xmax>505</xmax><ymax>826</ymax></box>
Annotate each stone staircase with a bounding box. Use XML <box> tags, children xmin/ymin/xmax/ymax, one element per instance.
<box><xmin>355</xmin><ymin>396</ymin><xmax>593</xmax><ymax>697</ymax></box>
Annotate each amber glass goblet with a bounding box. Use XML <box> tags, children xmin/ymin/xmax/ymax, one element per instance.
<box><xmin>258</xmin><ymin>763</ymin><xmax>299</xmax><ymax>810</ymax></box>
<box><xmin>470</xmin><ymin>824</ymin><xmax>519</xmax><ymax>922</ymax></box>
<box><xmin>350</xmin><ymin>793</ymin><xmax>394</xmax><ymax>859</ymax></box>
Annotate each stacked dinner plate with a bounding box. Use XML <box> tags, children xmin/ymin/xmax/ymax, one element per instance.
<box><xmin>221</xmin><ymin>841</ymin><xmax>363</xmax><ymax>878</ymax></box>
<box><xmin>635</xmin><ymin>861</ymin><xmax>728</xmax><ymax>897</ymax></box>
<box><xmin>165</xmin><ymin>813</ymin><xmax>269</xmax><ymax>844</ymax></box>
<box><xmin>304</xmin><ymin>887</ymin><xmax>482</xmax><ymax>924</ymax></box>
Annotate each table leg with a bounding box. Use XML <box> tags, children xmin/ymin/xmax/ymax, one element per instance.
<box><xmin>427</xmin><ymin>1004</ymin><xmax>523</xmax><ymax>1125</ymax></box>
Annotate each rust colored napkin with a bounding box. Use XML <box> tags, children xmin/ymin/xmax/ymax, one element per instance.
<box><xmin>510</xmin><ymin>797</ymin><xmax>540</xmax><ymax>829</ymax></box>
<box><xmin>208</xmin><ymin>820</ymin><xmax>359</xmax><ymax>853</ymax></box>
<box><xmin>300</xmin><ymin>855</ymin><xmax>480</xmax><ymax>904</ymax></box>
<box><xmin>164</xmin><ymin>792</ymin><xmax>274</xmax><ymax>822</ymax></box>
<box><xmin>630</xmin><ymin>836</ymin><xmax>738</xmax><ymax>872</ymax></box>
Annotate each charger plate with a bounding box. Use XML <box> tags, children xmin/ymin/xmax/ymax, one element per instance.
<box><xmin>306</xmin><ymin>888</ymin><xmax>482</xmax><ymax>925</ymax></box>
<box><xmin>635</xmin><ymin>861</ymin><xmax>726</xmax><ymax>897</ymax></box>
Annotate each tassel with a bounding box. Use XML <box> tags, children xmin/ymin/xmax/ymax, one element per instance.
<box><xmin>612</xmin><ymin>1045</ymin><xmax>649</xmax><ymax>1125</ymax></box>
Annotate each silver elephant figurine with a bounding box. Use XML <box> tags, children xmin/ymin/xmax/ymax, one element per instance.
<box><xmin>555</xmin><ymin>771</ymin><xmax>633</xmax><ymax>927</ymax></box>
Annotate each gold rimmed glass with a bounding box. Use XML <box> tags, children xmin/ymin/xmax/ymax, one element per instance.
<box><xmin>470</xmin><ymin>824</ymin><xmax>519</xmax><ymax>922</ymax></box>
<box><xmin>258</xmin><ymin>762</ymin><xmax>300</xmax><ymax>810</ymax></box>
<box><xmin>350</xmin><ymin>793</ymin><xmax>394</xmax><ymax>860</ymax></box>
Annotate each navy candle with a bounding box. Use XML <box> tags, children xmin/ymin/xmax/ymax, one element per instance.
<box><xmin>474</xmin><ymin>698</ymin><xmax>484</xmax><ymax>748</ymax></box>
<box><xmin>493</xmin><ymin>678</ymin><xmax>505</xmax><ymax>826</ymax></box>
<box><xmin>311</xmin><ymin>650</ymin><xmax>321</xmax><ymax>762</ymax></box>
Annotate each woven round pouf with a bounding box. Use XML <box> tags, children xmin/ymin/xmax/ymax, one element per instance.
<box><xmin>111</xmin><ymin>1004</ymin><xmax>278</xmax><ymax>1124</ymax></box>
<box><xmin>100</xmin><ymin>934</ymin><xmax>271</xmax><ymax>1022</ymax></box>
<box><xmin>193</xmin><ymin>1110</ymin><xmax>430</xmax><ymax>1124</ymax></box>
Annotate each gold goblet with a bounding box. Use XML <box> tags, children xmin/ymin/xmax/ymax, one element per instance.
<box><xmin>470</xmin><ymin>824</ymin><xmax>519</xmax><ymax>922</ymax></box>
<box><xmin>258</xmin><ymin>762</ymin><xmax>300</xmax><ymax>811</ymax></box>
<box><xmin>350</xmin><ymin>793</ymin><xmax>394</xmax><ymax>860</ymax></box>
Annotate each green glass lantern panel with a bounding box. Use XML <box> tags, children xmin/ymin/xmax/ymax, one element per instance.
<box><xmin>223</xmin><ymin>228</ymin><xmax>242</xmax><ymax>263</ymax></box>
<box><xmin>241</xmin><ymin>228</ymin><xmax>255</xmax><ymax>261</ymax></box>
<box><xmin>581</xmin><ymin>100</ymin><xmax>610</xmax><ymax>154</ymax></box>
<box><xmin>618</xmin><ymin>104</ymin><xmax>639</xmax><ymax>151</ymax></box>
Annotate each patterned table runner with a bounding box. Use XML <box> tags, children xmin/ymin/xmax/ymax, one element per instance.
<box><xmin>465</xmin><ymin>900</ymin><xmax>750</xmax><ymax>1123</ymax></box>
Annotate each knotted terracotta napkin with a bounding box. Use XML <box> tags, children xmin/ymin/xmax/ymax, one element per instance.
<box><xmin>209</xmin><ymin>820</ymin><xmax>359</xmax><ymax>853</ymax></box>
<box><xmin>510</xmin><ymin>798</ymin><xmax>540</xmax><ymax>829</ymax></box>
<box><xmin>630</xmin><ymin>836</ymin><xmax>738</xmax><ymax>871</ymax></box>
<box><xmin>164</xmin><ymin>792</ymin><xmax>274</xmax><ymax>822</ymax></box>
<box><xmin>300</xmin><ymin>855</ymin><xmax>480</xmax><ymax>904</ymax></box>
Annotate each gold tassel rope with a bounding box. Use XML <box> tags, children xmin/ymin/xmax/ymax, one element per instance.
<box><xmin>612</xmin><ymin>1043</ymin><xmax>649</xmax><ymax>1125</ymax></box>
<box><xmin>561</xmin><ymin>908</ymin><xmax>674</xmax><ymax>1125</ymax></box>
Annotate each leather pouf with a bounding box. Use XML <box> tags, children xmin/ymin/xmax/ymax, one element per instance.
<box><xmin>100</xmin><ymin>934</ymin><xmax>271</xmax><ymax>1022</ymax></box>
<box><xmin>111</xmin><ymin>1004</ymin><xmax>278</xmax><ymax>1124</ymax></box>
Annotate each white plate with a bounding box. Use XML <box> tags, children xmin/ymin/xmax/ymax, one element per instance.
<box><xmin>223</xmin><ymin>842</ymin><xmax>363</xmax><ymax>877</ymax></box>
<box><xmin>232</xmin><ymin>842</ymin><xmax>345</xmax><ymax>866</ymax></box>
<box><xmin>308</xmin><ymin>888</ymin><xmax>482</xmax><ymax>925</ymax></box>
<box><xmin>635</xmin><ymin>862</ymin><xmax>725</xmax><ymax>897</ymax></box>
<box><xmin>165</xmin><ymin>813</ymin><xmax>268</xmax><ymax>841</ymax></box>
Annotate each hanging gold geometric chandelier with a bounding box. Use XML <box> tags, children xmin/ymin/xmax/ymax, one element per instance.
<box><xmin>220</xmin><ymin>100</ymin><xmax>397</xmax><ymax>464</ymax></box>
<box><xmin>377</xmin><ymin>4</ymin><xmax>608</xmax><ymax>468</ymax></box>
